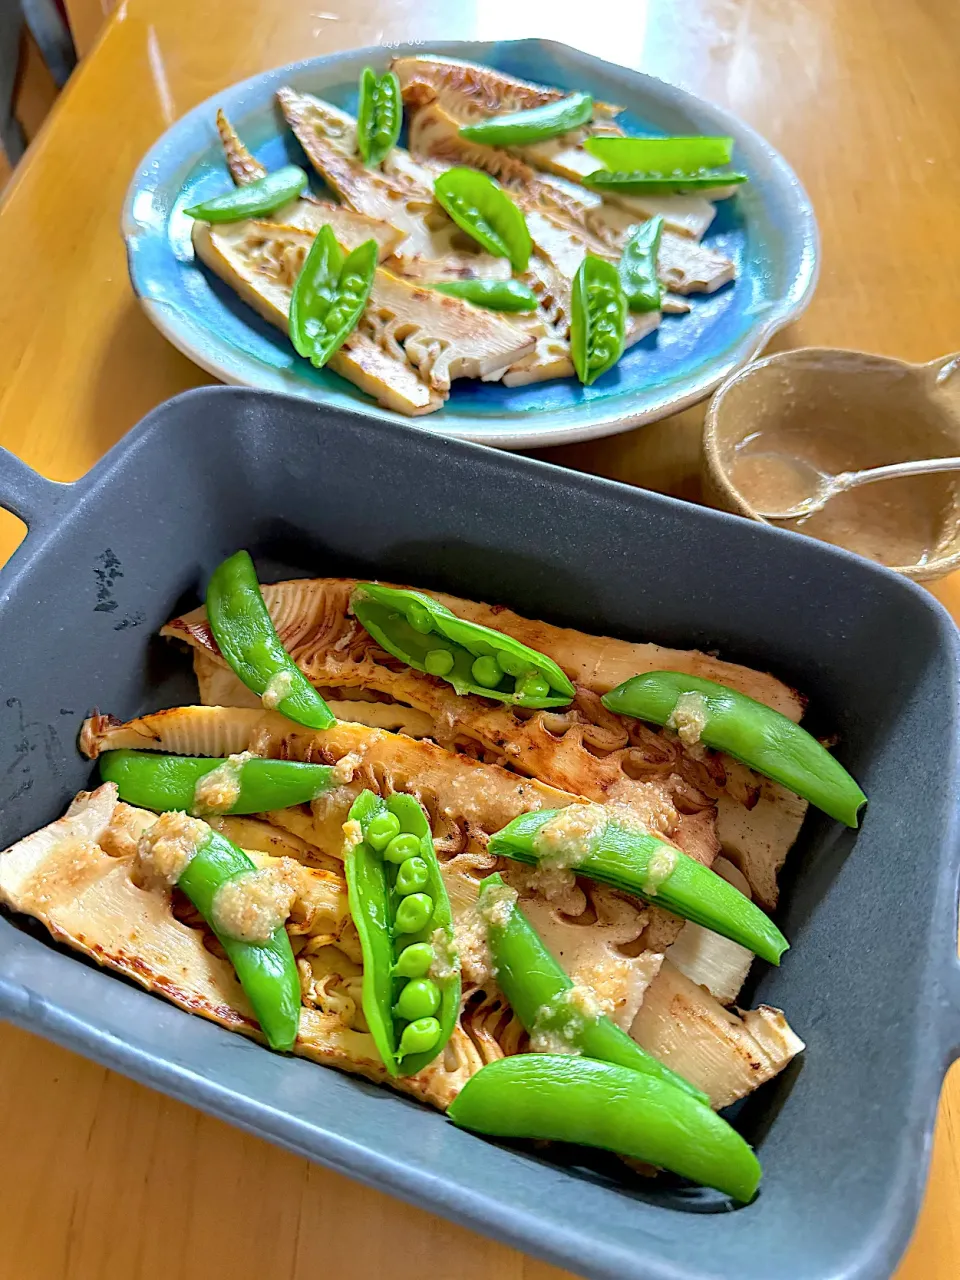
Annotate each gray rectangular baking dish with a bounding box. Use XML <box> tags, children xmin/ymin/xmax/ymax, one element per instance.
<box><xmin>0</xmin><ymin>386</ymin><xmax>958</xmax><ymax>1280</ymax></box>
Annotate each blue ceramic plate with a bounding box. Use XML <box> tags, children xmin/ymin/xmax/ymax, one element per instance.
<box><xmin>123</xmin><ymin>39</ymin><xmax>818</xmax><ymax>448</ymax></box>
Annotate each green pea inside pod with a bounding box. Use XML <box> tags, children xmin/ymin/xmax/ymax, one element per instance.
<box><xmin>395</xmin><ymin>856</ymin><xmax>430</xmax><ymax>895</ymax></box>
<box><xmin>425</xmin><ymin>648</ymin><xmax>455</xmax><ymax>676</ymax></box>
<box><xmin>497</xmin><ymin>651</ymin><xmax>532</xmax><ymax>679</ymax></box>
<box><xmin>394</xmin><ymin>942</ymin><xmax>435</xmax><ymax>979</ymax></box>
<box><xmin>398</xmin><ymin>1016</ymin><xmax>442</xmax><ymax>1059</ymax></box>
<box><xmin>471</xmin><ymin>655</ymin><xmax>503</xmax><ymax>688</ymax></box>
<box><xmin>384</xmin><ymin>833</ymin><xmax>421</xmax><ymax>864</ymax></box>
<box><xmin>407</xmin><ymin>602</ymin><xmax>434</xmax><ymax>633</ymax></box>
<box><xmin>366</xmin><ymin>810</ymin><xmax>401</xmax><ymax>852</ymax></box>
<box><xmin>395</xmin><ymin>978</ymin><xmax>441</xmax><ymax>1021</ymax></box>
<box><xmin>516</xmin><ymin>672</ymin><xmax>550</xmax><ymax>701</ymax></box>
<box><xmin>395</xmin><ymin>892</ymin><xmax>434</xmax><ymax>934</ymax></box>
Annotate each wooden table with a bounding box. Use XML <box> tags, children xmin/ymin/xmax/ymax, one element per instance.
<box><xmin>1</xmin><ymin>2</ymin><xmax>958</xmax><ymax>1276</ymax></box>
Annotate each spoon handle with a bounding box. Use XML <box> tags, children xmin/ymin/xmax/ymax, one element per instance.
<box><xmin>838</xmin><ymin>455</ymin><xmax>960</xmax><ymax>491</ymax></box>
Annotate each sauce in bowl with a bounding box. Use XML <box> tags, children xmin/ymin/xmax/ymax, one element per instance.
<box><xmin>729</xmin><ymin>426</ymin><xmax>955</xmax><ymax>569</ymax></box>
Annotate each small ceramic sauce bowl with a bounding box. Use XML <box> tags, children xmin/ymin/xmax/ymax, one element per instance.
<box><xmin>702</xmin><ymin>347</ymin><xmax>960</xmax><ymax>581</ymax></box>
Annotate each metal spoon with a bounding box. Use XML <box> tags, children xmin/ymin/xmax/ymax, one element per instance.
<box><xmin>754</xmin><ymin>455</ymin><xmax>960</xmax><ymax>520</ymax></box>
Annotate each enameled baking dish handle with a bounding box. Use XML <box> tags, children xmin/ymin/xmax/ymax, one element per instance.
<box><xmin>0</xmin><ymin>447</ymin><xmax>68</xmax><ymax>538</ymax></box>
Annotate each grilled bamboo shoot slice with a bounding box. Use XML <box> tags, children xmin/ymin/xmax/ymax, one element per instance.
<box><xmin>164</xmin><ymin>578</ymin><xmax>802</xmax><ymax>716</ymax></box>
<box><xmin>630</xmin><ymin>960</ymin><xmax>804</xmax><ymax>1108</ymax></box>
<box><xmin>192</xmin><ymin>219</ymin><xmax>445</xmax><ymax>416</ymax></box>
<box><xmin>0</xmin><ymin>785</ymin><xmax>480</xmax><ymax>1110</ymax></box>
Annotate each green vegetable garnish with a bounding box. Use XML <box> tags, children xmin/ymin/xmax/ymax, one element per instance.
<box><xmin>357</xmin><ymin>67</ymin><xmax>402</xmax><ymax>167</ymax></box>
<box><xmin>98</xmin><ymin>750</ymin><xmax>339</xmax><ymax>815</ymax></box>
<box><xmin>431</xmin><ymin>278</ymin><xmax>538</xmax><ymax>312</ymax></box>
<box><xmin>479</xmin><ymin>873</ymin><xmax>706</xmax><ymax>1099</ymax></box>
<box><xmin>184</xmin><ymin>165</ymin><xmax>308</xmax><ymax>222</ymax></box>
<box><xmin>288</xmin><ymin>226</ymin><xmax>378</xmax><ymax>369</ymax></box>
<box><xmin>152</xmin><ymin>817</ymin><xmax>301</xmax><ymax>1051</ymax></box>
<box><xmin>489</xmin><ymin>807</ymin><xmax>789</xmax><ymax>964</ymax></box>
<box><xmin>570</xmin><ymin>254</ymin><xmax>627</xmax><ymax>385</ymax></box>
<box><xmin>433</xmin><ymin>168</ymin><xmax>531</xmax><ymax>273</ymax></box>
<box><xmin>584</xmin><ymin>169</ymin><xmax>749</xmax><ymax>194</ymax></box>
<box><xmin>344</xmin><ymin>790</ymin><xmax>460</xmax><ymax>1077</ymax></box>
<box><xmin>603</xmin><ymin>672</ymin><xmax>867</xmax><ymax>826</ymax></box>
<box><xmin>350</xmin><ymin>583</ymin><xmax>575</xmax><ymax>708</ymax></box>
<box><xmin>458</xmin><ymin>92</ymin><xmax>594</xmax><ymax>147</ymax></box>
<box><xmin>617</xmin><ymin>215</ymin><xmax>664</xmax><ymax>313</ymax></box>
<box><xmin>584</xmin><ymin>134</ymin><xmax>735</xmax><ymax>172</ymax></box>
<box><xmin>206</xmin><ymin>550</ymin><xmax>335</xmax><ymax>730</ymax></box>
<box><xmin>448</xmin><ymin>1055</ymin><xmax>762</xmax><ymax>1203</ymax></box>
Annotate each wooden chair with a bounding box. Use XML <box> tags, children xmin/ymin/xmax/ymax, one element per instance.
<box><xmin>0</xmin><ymin>0</ymin><xmax>76</xmax><ymax>166</ymax></box>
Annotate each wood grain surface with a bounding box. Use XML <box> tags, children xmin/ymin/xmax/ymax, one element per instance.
<box><xmin>0</xmin><ymin>1</ymin><xmax>957</xmax><ymax>1276</ymax></box>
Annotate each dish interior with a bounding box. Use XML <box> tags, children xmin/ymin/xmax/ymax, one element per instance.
<box><xmin>0</xmin><ymin>389</ymin><xmax>956</xmax><ymax>1280</ymax></box>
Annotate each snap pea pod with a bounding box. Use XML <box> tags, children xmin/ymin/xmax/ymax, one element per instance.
<box><xmin>184</xmin><ymin>164</ymin><xmax>308</xmax><ymax>222</ymax></box>
<box><xmin>585</xmin><ymin>168</ymin><xmax>748</xmax><ymax>194</ymax></box>
<box><xmin>99</xmin><ymin>749</ymin><xmax>338</xmax><ymax>816</ymax></box>
<box><xmin>173</xmin><ymin>822</ymin><xmax>301</xmax><ymax>1051</ymax></box>
<box><xmin>288</xmin><ymin>227</ymin><xmax>378</xmax><ymax>368</ymax></box>
<box><xmin>357</xmin><ymin>67</ymin><xmax>402</xmax><ymax>167</ymax></box>
<box><xmin>289</xmin><ymin>223</ymin><xmax>342</xmax><ymax>359</ymax></box>
<box><xmin>570</xmin><ymin>255</ymin><xmax>627</xmax><ymax>386</ymax></box>
<box><xmin>206</xmin><ymin>550</ymin><xmax>335</xmax><ymax>730</ymax></box>
<box><xmin>618</xmin><ymin>215</ymin><xmax>664</xmax><ymax>313</ymax></box>
<box><xmin>479</xmin><ymin>874</ymin><xmax>706</xmax><ymax>1101</ymax></box>
<box><xmin>447</xmin><ymin>1055</ymin><xmax>761</xmax><ymax>1203</ymax></box>
<box><xmin>344</xmin><ymin>790</ymin><xmax>460</xmax><ymax>1077</ymax></box>
<box><xmin>602</xmin><ymin>672</ymin><xmax>867</xmax><ymax>827</ymax></box>
<box><xmin>488</xmin><ymin>807</ymin><xmax>789</xmax><ymax>964</ymax></box>
<box><xmin>431</xmin><ymin>278</ymin><xmax>538</xmax><ymax>312</ymax></box>
<box><xmin>350</xmin><ymin>583</ymin><xmax>575</xmax><ymax>708</ymax></box>
<box><xmin>433</xmin><ymin>168</ymin><xmax>531</xmax><ymax>273</ymax></box>
<box><xmin>458</xmin><ymin>92</ymin><xmax>594</xmax><ymax>146</ymax></box>
<box><xmin>584</xmin><ymin>134</ymin><xmax>735</xmax><ymax>172</ymax></box>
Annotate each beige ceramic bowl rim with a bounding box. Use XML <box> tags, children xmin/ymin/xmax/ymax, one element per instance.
<box><xmin>703</xmin><ymin>345</ymin><xmax>960</xmax><ymax>582</ymax></box>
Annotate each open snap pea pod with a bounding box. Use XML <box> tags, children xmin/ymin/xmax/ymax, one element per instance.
<box><xmin>350</xmin><ymin>583</ymin><xmax>575</xmax><ymax>708</ymax></box>
<box><xmin>570</xmin><ymin>255</ymin><xmax>627</xmax><ymax>386</ymax></box>
<box><xmin>488</xmin><ymin>807</ymin><xmax>789</xmax><ymax>964</ymax></box>
<box><xmin>289</xmin><ymin>223</ymin><xmax>342</xmax><ymax>359</ymax></box>
<box><xmin>584</xmin><ymin>134</ymin><xmax>735</xmax><ymax>172</ymax></box>
<box><xmin>479</xmin><ymin>874</ymin><xmax>706</xmax><ymax>1100</ymax></box>
<box><xmin>458</xmin><ymin>92</ymin><xmax>594</xmax><ymax>146</ymax></box>
<box><xmin>618</xmin><ymin>215</ymin><xmax>664</xmax><ymax>313</ymax></box>
<box><xmin>99</xmin><ymin>749</ymin><xmax>339</xmax><ymax>816</ymax></box>
<box><xmin>433</xmin><ymin>168</ymin><xmax>531</xmax><ymax>273</ymax></box>
<box><xmin>206</xmin><ymin>550</ymin><xmax>336</xmax><ymax>730</ymax></box>
<box><xmin>289</xmin><ymin>228</ymin><xmax>378</xmax><ymax>368</ymax></box>
<box><xmin>585</xmin><ymin>168</ymin><xmax>748</xmax><ymax>194</ymax></box>
<box><xmin>356</xmin><ymin>67</ymin><xmax>402</xmax><ymax>167</ymax></box>
<box><xmin>184</xmin><ymin>164</ymin><xmax>308</xmax><ymax>222</ymax></box>
<box><xmin>430</xmin><ymin>278</ymin><xmax>538</xmax><ymax>312</ymax></box>
<box><xmin>344</xmin><ymin>789</ymin><xmax>460</xmax><ymax>1077</ymax></box>
<box><xmin>447</xmin><ymin>1054</ymin><xmax>761</xmax><ymax>1203</ymax></box>
<box><xmin>602</xmin><ymin>672</ymin><xmax>867</xmax><ymax>827</ymax></box>
<box><xmin>142</xmin><ymin>816</ymin><xmax>301</xmax><ymax>1051</ymax></box>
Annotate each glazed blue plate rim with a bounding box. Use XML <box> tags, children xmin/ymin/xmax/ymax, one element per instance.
<box><xmin>122</xmin><ymin>38</ymin><xmax>819</xmax><ymax>447</ymax></box>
